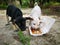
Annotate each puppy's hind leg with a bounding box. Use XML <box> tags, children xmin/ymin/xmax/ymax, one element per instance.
<box><xmin>5</xmin><ymin>15</ymin><xmax>10</xmax><ymax>26</ymax></box>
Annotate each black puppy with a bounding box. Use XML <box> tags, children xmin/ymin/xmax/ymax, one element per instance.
<box><xmin>6</xmin><ymin>5</ymin><xmax>32</xmax><ymax>31</ymax></box>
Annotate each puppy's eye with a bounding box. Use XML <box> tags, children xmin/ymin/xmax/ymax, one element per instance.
<box><xmin>40</xmin><ymin>22</ymin><xmax>42</xmax><ymax>23</ymax></box>
<box><xmin>39</xmin><ymin>18</ymin><xmax>40</xmax><ymax>20</ymax></box>
<box><xmin>33</xmin><ymin>23</ymin><xmax>35</xmax><ymax>25</ymax></box>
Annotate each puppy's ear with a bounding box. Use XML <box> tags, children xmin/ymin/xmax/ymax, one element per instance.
<box><xmin>30</xmin><ymin>17</ymin><xmax>34</xmax><ymax>20</ymax></box>
<box><xmin>25</xmin><ymin>17</ymin><xmax>33</xmax><ymax>20</ymax></box>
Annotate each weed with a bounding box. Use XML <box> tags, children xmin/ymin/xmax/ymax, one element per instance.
<box><xmin>18</xmin><ymin>30</ymin><xmax>31</xmax><ymax>45</ymax></box>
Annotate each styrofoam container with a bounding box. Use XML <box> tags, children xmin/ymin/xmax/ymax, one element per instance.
<box><xmin>29</xmin><ymin>16</ymin><xmax>55</xmax><ymax>36</ymax></box>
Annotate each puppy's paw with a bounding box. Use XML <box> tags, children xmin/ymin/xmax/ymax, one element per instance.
<box><xmin>14</xmin><ymin>29</ymin><xmax>19</xmax><ymax>32</ymax></box>
<box><xmin>5</xmin><ymin>23</ymin><xmax>10</xmax><ymax>26</ymax></box>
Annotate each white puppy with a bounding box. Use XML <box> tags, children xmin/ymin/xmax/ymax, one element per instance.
<box><xmin>30</xmin><ymin>4</ymin><xmax>42</xmax><ymax>29</ymax></box>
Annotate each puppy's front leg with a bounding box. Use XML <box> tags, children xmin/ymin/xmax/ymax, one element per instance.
<box><xmin>12</xmin><ymin>20</ymin><xmax>19</xmax><ymax>31</ymax></box>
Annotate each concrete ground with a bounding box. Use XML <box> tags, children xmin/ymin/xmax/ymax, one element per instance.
<box><xmin>0</xmin><ymin>9</ymin><xmax>60</xmax><ymax>45</ymax></box>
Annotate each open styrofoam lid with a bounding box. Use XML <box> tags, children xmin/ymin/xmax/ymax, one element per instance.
<box><xmin>29</xmin><ymin>16</ymin><xmax>55</xmax><ymax>36</ymax></box>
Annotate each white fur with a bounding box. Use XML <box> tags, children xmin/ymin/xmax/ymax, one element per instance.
<box><xmin>30</xmin><ymin>5</ymin><xmax>42</xmax><ymax>29</ymax></box>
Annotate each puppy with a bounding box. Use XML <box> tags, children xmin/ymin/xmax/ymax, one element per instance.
<box><xmin>30</xmin><ymin>5</ymin><xmax>42</xmax><ymax>30</ymax></box>
<box><xmin>6</xmin><ymin>5</ymin><xmax>33</xmax><ymax>31</ymax></box>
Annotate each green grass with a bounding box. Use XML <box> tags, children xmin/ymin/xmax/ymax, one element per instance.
<box><xmin>0</xmin><ymin>4</ymin><xmax>8</xmax><ymax>9</ymax></box>
<box><xmin>18</xmin><ymin>30</ymin><xmax>31</xmax><ymax>45</ymax></box>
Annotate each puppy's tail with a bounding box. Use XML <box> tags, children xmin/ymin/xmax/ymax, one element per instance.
<box><xmin>25</xmin><ymin>17</ymin><xmax>33</xmax><ymax>20</ymax></box>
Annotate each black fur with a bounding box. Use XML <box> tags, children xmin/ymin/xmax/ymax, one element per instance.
<box><xmin>6</xmin><ymin>5</ymin><xmax>32</xmax><ymax>31</ymax></box>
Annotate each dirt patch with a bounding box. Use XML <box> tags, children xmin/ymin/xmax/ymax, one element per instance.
<box><xmin>0</xmin><ymin>10</ymin><xmax>60</xmax><ymax>45</ymax></box>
